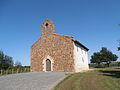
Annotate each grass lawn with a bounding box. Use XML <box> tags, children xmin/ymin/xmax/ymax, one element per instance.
<box><xmin>54</xmin><ymin>67</ymin><xmax>120</xmax><ymax>90</ymax></box>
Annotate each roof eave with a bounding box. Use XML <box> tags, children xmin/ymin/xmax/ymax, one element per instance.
<box><xmin>73</xmin><ymin>40</ymin><xmax>89</xmax><ymax>51</ymax></box>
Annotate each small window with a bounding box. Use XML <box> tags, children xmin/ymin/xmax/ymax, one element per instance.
<box><xmin>77</xmin><ymin>47</ymin><xmax>79</xmax><ymax>52</ymax></box>
<box><xmin>82</xmin><ymin>49</ymin><xmax>83</xmax><ymax>54</ymax></box>
<box><xmin>82</xmin><ymin>58</ymin><xmax>84</xmax><ymax>63</ymax></box>
<box><xmin>45</xmin><ymin>23</ymin><xmax>49</xmax><ymax>30</ymax></box>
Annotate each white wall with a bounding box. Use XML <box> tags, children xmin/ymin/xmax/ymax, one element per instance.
<box><xmin>73</xmin><ymin>42</ymin><xmax>89</xmax><ymax>72</ymax></box>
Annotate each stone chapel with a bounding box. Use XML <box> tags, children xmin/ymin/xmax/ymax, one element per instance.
<box><xmin>30</xmin><ymin>19</ymin><xmax>89</xmax><ymax>72</ymax></box>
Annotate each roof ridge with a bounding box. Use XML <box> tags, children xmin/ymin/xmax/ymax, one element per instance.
<box><xmin>48</xmin><ymin>33</ymin><xmax>73</xmax><ymax>39</ymax></box>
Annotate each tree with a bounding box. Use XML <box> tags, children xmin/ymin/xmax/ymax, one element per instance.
<box><xmin>0</xmin><ymin>51</ymin><xmax>4</xmax><ymax>69</ymax></box>
<box><xmin>0</xmin><ymin>50</ymin><xmax>14</xmax><ymax>69</ymax></box>
<box><xmin>100</xmin><ymin>47</ymin><xmax>118</xmax><ymax>67</ymax></box>
<box><xmin>15</xmin><ymin>61</ymin><xmax>22</xmax><ymax>67</ymax></box>
<box><xmin>91</xmin><ymin>52</ymin><xmax>103</xmax><ymax>66</ymax></box>
<box><xmin>3</xmin><ymin>55</ymin><xmax>14</xmax><ymax>69</ymax></box>
<box><xmin>90</xmin><ymin>47</ymin><xmax>118</xmax><ymax>67</ymax></box>
<box><xmin>118</xmin><ymin>62</ymin><xmax>120</xmax><ymax>66</ymax></box>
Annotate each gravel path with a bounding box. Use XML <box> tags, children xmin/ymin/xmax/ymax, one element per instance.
<box><xmin>0</xmin><ymin>72</ymin><xmax>68</xmax><ymax>90</ymax></box>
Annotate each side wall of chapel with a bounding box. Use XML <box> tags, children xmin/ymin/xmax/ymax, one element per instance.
<box><xmin>73</xmin><ymin>43</ymin><xmax>89</xmax><ymax>72</ymax></box>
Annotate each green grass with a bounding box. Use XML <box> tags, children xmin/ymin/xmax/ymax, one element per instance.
<box><xmin>54</xmin><ymin>67</ymin><xmax>120</xmax><ymax>90</ymax></box>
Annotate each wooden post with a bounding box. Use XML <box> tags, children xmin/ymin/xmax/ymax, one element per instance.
<box><xmin>12</xmin><ymin>69</ymin><xmax>14</xmax><ymax>74</ymax></box>
<box><xmin>20</xmin><ymin>69</ymin><xmax>21</xmax><ymax>73</ymax></box>
<box><xmin>6</xmin><ymin>70</ymin><xmax>8</xmax><ymax>75</ymax></box>
<box><xmin>1</xmin><ymin>70</ymin><xmax>2</xmax><ymax>75</ymax></box>
<box><xmin>24</xmin><ymin>68</ymin><xmax>26</xmax><ymax>72</ymax></box>
<box><xmin>17</xmin><ymin>69</ymin><xmax>18</xmax><ymax>73</ymax></box>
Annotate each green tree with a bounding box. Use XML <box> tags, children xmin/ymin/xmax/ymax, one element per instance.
<box><xmin>3</xmin><ymin>55</ymin><xmax>14</xmax><ymax>69</ymax></box>
<box><xmin>91</xmin><ymin>52</ymin><xmax>103</xmax><ymax>66</ymax></box>
<box><xmin>0</xmin><ymin>51</ymin><xmax>4</xmax><ymax>69</ymax></box>
<box><xmin>0</xmin><ymin>50</ymin><xmax>14</xmax><ymax>70</ymax></box>
<box><xmin>100</xmin><ymin>47</ymin><xmax>118</xmax><ymax>67</ymax></box>
<box><xmin>118</xmin><ymin>62</ymin><xmax>120</xmax><ymax>66</ymax></box>
<box><xmin>91</xmin><ymin>47</ymin><xmax>118</xmax><ymax>67</ymax></box>
<box><xmin>15</xmin><ymin>61</ymin><xmax>22</xmax><ymax>68</ymax></box>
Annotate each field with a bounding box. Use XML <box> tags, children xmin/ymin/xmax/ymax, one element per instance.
<box><xmin>54</xmin><ymin>67</ymin><xmax>120</xmax><ymax>90</ymax></box>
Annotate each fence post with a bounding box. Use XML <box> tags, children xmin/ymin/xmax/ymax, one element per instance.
<box><xmin>6</xmin><ymin>70</ymin><xmax>8</xmax><ymax>75</ymax></box>
<box><xmin>12</xmin><ymin>69</ymin><xmax>14</xmax><ymax>74</ymax></box>
<box><xmin>20</xmin><ymin>69</ymin><xmax>21</xmax><ymax>73</ymax></box>
<box><xmin>1</xmin><ymin>70</ymin><xmax>2</xmax><ymax>75</ymax></box>
<box><xmin>24</xmin><ymin>68</ymin><xmax>26</xmax><ymax>72</ymax></box>
<box><xmin>17</xmin><ymin>69</ymin><xmax>19</xmax><ymax>73</ymax></box>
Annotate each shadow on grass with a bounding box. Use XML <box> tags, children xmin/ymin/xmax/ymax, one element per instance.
<box><xmin>114</xmin><ymin>67</ymin><xmax>120</xmax><ymax>69</ymax></box>
<box><xmin>99</xmin><ymin>70</ymin><xmax>120</xmax><ymax>78</ymax></box>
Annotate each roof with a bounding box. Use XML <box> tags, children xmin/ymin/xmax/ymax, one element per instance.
<box><xmin>50</xmin><ymin>33</ymin><xmax>89</xmax><ymax>51</ymax></box>
<box><xmin>72</xmin><ymin>40</ymin><xmax>89</xmax><ymax>51</ymax></box>
<box><xmin>48</xmin><ymin>33</ymin><xmax>73</xmax><ymax>38</ymax></box>
<box><xmin>32</xmin><ymin>32</ymin><xmax>89</xmax><ymax>51</ymax></box>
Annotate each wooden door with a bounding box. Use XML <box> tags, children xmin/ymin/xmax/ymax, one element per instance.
<box><xmin>46</xmin><ymin>59</ymin><xmax>51</xmax><ymax>71</ymax></box>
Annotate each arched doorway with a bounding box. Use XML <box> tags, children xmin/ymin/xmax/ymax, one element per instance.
<box><xmin>46</xmin><ymin>59</ymin><xmax>51</xmax><ymax>71</ymax></box>
<box><xmin>42</xmin><ymin>55</ymin><xmax>54</xmax><ymax>72</ymax></box>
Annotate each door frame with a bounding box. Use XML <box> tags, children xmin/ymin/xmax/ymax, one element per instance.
<box><xmin>42</xmin><ymin>55</ymin><xmax>54</xmax><ymax>72</ymax></box>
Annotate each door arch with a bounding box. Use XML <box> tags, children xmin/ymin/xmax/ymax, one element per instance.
<box><xmin>42</xmin><ymin>55</ymin><xmax>54</xmax><ymax>72</ymax></box>
<box><xmin>46</xmin><ymin>59</ymin><xmax>51</xmax><ymax>71</ymax></box>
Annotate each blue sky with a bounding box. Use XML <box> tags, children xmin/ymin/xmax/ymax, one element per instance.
<box><xmin>0</xmin><ymin>0</ymin><xmax>120</xmax><ymax>65</ymax></box>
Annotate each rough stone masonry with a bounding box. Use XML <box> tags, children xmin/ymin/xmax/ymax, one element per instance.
<box><xmin>30</xmin><ymin>19</ymin><xmax>89</xmax><ymax>72</ymax></box>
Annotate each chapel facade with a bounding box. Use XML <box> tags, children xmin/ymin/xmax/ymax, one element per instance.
<box><xmin>30</xmin><ymin>19</ymin><xmax>89</xmax><ymax>72</ymax></box>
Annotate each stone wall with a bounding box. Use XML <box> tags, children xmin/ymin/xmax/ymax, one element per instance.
<box><xmin>30</xmin><ymin>19</ymin><xmax>75</xmax><ymax>72</ymax></box>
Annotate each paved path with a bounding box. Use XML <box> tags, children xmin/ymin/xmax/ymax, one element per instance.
<box><xmin>0</xmin><ymin>72</ymin><xmax>68</xmax><ymax>90</ymax></box>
